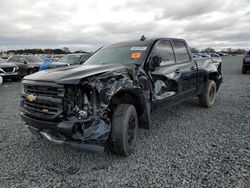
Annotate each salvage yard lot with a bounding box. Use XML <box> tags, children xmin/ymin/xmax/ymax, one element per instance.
<box><xmin>0</xmin><ymin>56</ymin><xmax>249</xmax><ymax>187</ymax></box>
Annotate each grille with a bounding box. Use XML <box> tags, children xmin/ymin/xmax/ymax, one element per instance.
<box><xmin>22</xmin><ymin>83</ymin><xmax>65</xmax><ymax>120</ymax></box>
<box><xmin>2</xmin><ymin>67</ymin><xmax>13</xmax><ymax>73</ymax></box>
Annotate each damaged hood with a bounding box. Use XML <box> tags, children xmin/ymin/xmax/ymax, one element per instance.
<box><xmin>23</xmin><ymin>64</ymin><xmax>128</xmax><ymax>84</ymax></box>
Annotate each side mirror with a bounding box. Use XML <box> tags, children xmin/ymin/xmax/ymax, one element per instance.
<box><xmin>148</xmin><ymin>55</ymin><xmax>162</xmax><ymax>69</ymax></box>
<box><xmin>23</xmin><ymin>61</ymin><xmax>27</xmax><ymax>64</ymax></box>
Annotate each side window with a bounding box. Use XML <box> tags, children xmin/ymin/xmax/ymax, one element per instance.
<box><xmin>151</xmin><ymin>40</ymin><xmax>175</xmax><ymax>65</ymax></box>
<box><xmin>172</xmin><ymin>41</ymin><xmax>190</xmax><ymax>63</ymax></box>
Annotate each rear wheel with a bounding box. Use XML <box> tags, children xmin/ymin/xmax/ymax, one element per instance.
<box><xmin>199</xmin><ymin>80</ymin><xmax>217</xmax><ymax>108</ymax></box>
<box><xmin>110</xmin><ymin>104</ymin><xmax>138</xmax><ymax>156</ymax></box>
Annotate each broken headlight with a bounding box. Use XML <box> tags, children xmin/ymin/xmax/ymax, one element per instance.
<box><xmin>65</xmin><ymin>86</ymin><xmax>98</xmax><ymax>119</ymax></box>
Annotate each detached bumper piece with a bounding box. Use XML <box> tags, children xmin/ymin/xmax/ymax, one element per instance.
<box><xmin>27</xmin><ymin>125</ymin><xmax>105</xmax><ymax>153</ymax></box>
<box><xmin>21</xmin><ymin>111</ymin><xmax>110</xmax><ymax>153</ymax></box>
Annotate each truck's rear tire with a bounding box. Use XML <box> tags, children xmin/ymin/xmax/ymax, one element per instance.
<box><xmin>199</xmin><ymin>80</ymin><xmax>217</xmax><ymax>108</ymax></box>
<box><xmin>111</xmin><ymin>104</ymin><xmax>138</xmax><ymax>156</ymax></box>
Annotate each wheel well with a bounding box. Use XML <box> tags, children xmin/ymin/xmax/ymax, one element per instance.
<box><xmin>109</xmin><ymin>90</ymin><xmax>145</xmax><ymax>117</ymax></box>
<box><xmin>208</xmin><ymin>72</ymin><xmax>220</xmax><ymax>90</ymax></box>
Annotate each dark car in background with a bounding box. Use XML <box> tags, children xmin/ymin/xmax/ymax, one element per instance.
<box><xmin>242</xmin><ymin>51</ymin><xmax>250</xmax><ymax>74</ymax></box>
<box><xmin>8</xmin><ymin>55</ymin><xmax>44</xmax><ymax>77</ymax></box>
<box><xmin>48</xmin><ymin>53</ymin><xmax>92</xmax><ymax>69</ymax></box>
<box><xmin>0</xmin><ymin>57</ymin><xmax>19</xmax><ymax>81</ymax></box>
<box><xmin>0</xmin><ymin>56</ymin><xmax>9</xmax><ymax>60</ymax></box>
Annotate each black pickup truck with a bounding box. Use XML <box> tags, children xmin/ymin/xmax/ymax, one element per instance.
<box><xmin>20</xmin><ymin>37</ymin><xmax>222</xmax><ymax>156</ymax></box>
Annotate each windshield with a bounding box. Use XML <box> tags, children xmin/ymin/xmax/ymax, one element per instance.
<box><xmin>0</xmin><ymin>57</ymin><xmax>7</xmax><ymax>63</ymax></box>
<box><xmin>56</xmin><ymin>55</ymin><xmax>81</xmax><ymax>64</ymax></box>
<box><xmin>84</xmin><ymin>44</ymin><xmax>147</xmax><ymax>65</ymax></box>
<box><xmin>26</xmin><ymin>56</ymin><xmax>43</xmax><ymax>62</ymax></box>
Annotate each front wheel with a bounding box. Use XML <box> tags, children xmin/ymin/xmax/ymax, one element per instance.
<box><xmin>111</xmin><ymin>104</ymin><xmax>138</xmax><ymax>156</ymax></box>
<box><xmin>199</xmin><ymin>80</ymin><xmax>217</xmax><ymax>108</ymax></box>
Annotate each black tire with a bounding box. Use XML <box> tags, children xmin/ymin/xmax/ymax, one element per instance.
<box><xmin>242</xmin><ymin>65</ymin><xmax>247</xmax><ymax>74</ymax></box>
<box><xmin>111</xmin><ymin>104</ymin><xmax>138</xmax><ymax>156</ymax></box>
<box><xmin>199</xmin><ymin>80</ymin><xmax>217</xmax><ymax>108</ymax></box>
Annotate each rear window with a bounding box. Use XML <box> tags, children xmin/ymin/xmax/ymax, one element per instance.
<box><xmin>173</xmin><ymin>41</ymin><xmax>190</xmax><ymax>63</ymax></box>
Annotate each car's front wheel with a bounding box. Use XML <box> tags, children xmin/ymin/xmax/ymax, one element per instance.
<box><xmin>111</xmin><ymin>104</ymin><xmax>138</xmax><ymax>156</ymax></box>
<box><xmin>199</xmin><ymin>80</ymin><xmax>217</xmax><ymax>108</ymax></box>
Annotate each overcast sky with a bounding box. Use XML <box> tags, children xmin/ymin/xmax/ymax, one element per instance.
<box><xmin>0</xmin><ymin>0</ymin><xmax>250</xmax><ymax>51</ymax></box>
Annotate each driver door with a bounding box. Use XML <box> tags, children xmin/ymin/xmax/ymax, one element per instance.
<box><xmin>148</xmin><ymin>40</ymin><xmax>182</xmax><ymax>111</ymax></box>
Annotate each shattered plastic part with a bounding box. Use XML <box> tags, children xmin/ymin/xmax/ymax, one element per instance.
<box><xmin>153</xmin><ymin>80</ymin><xmax>176</xmax><ymax>100</ymax></box>
<box><xmin>72</xmin><ymin>116</ymin><xmax>110</xmax><ymax>142</ymax></box>
<box><xmin>154</xmin><ymin>80</ymin><xmax>168</xmax><ymax>95</ymax></box>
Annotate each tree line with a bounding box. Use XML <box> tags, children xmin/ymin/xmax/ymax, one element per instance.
<box><xmin>6</xmin><ymin>48</ymin><xmax>89</xmax><ymax>55</ymax></box>
<box><xmin>190</xmin><ymin>47</ymin><xmax>247</xmax><ymax>54</ymax></box>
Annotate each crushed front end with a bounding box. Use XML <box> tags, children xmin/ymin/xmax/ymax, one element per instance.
<box><xmin>20</xmin><ymin>80</ymin><xmax>111</xmax><ymax>152</ymax></box>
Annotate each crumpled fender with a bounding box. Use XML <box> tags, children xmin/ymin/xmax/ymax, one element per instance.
<box><xmin>71</xmin><ymin>67</ymin><xmax>151</xmax><ymax>142</ymax></box>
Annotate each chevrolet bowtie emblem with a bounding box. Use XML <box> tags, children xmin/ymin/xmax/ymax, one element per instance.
<box><xmin>26</xmin><ymin>94</ymin><xmax>37</xmax><ymax>102</ymax></box>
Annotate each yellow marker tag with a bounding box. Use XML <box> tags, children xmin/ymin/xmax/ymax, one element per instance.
<box><xmin>131</xmin><ymin>53</ymin><xmax>141</xmax><ymax>59</ymax></box>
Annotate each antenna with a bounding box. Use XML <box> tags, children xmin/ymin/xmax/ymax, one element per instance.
<box><xmin>140</xmin><ymin>35</ymin><xmax>146</xmax><ymax>41</ymax></box>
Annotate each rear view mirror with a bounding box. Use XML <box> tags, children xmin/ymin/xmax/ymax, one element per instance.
<box><xmin>149</xmin><ymin>55</ymin><xmax>162</xmax><ymax>69</ymax></box>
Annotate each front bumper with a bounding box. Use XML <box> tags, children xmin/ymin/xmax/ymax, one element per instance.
<box><xmin>20</xmin><ymin>112</ymin><xmax>72</xmax><ymax>136</ymax></box>
<box><xmin>27</xmin><ymin>125</ymin><xmax>105</xmax><ymax>153</ymax></box>
<box><xmin>0</xmin><ymin>72</ymin><xmax>19</xmax><ymax>78</ymax></box>
<box><xmin>20</xmin><ymin>112</ymin><xmax>110</xmax><ymax>153</ymax></box>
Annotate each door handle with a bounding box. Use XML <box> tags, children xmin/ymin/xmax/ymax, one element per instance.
<box><xmin>175</xmin><ymin>69</ymin><xmax>180</xmax><ymax>73</ymax></box>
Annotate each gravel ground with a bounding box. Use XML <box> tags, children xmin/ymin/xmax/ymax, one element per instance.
<box><xmin>0</xmin><ymin>56</ymin><xmax>249</xmax><ymax>188</ymax></box>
